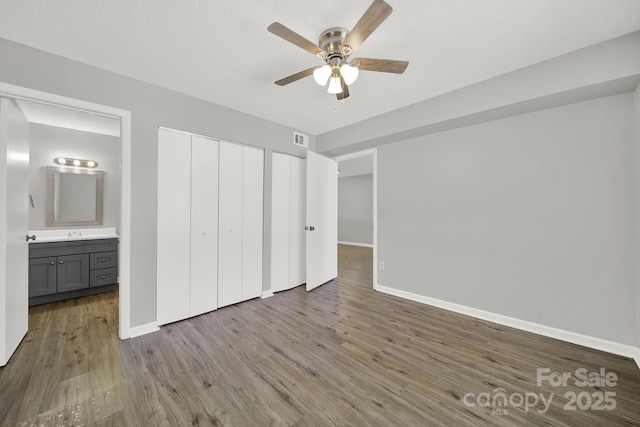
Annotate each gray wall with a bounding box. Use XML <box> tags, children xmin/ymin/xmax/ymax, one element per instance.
<box><xmin>378</xmin><ymin>93</ymin><xmax>637</xmax><ymax>345</ymax></box>
<box><xmin>338</xmin><ymin>174</ymin><xmax>373</xmax><ymax>245</ymax></box>
<box><xmin>28</xmin><ymin>123</ymin><xmax>121</xmax><ymax>231</ymax></box>
<box><xmin>0</xmin><ymin>38</ymin><xmax>313</xmax><ymax>328</ymax></box>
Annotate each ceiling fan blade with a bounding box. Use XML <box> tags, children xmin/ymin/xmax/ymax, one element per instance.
<box><xmin>343</xmin><ymin>0</ymin><xmax>393</xmax><ymax>55</ymax></box>
<box><xmin>337</xmin><ymin>76</ymin><xmax>350</xmax><ymax>100</ymax></box>
<box><xmin>268</xmin><ymin>22</ymin><xmax>327</xmax><ymax>57</ymax></box>
<box><xmin>354</xmin><ymin>58</ymin><xmax>408</xmax><ymax>74</ymax></box>
<box><xmin>275</xmin><ymin>66</ymin><xmax>319</xmax><ymax>86</ymax></box>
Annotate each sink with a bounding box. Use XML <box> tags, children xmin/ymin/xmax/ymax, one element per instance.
<box><xmin>28</xmin><ymin>227</ymin><xmax>118</xmax><ymax>243</ymax></box>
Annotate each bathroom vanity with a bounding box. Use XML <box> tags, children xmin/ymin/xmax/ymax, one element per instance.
<box><xmin>27</xmin><ymin>228</ymin><xmax>118</xmax><ymax>306</ymax></box>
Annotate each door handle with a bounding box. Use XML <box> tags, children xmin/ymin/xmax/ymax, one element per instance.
<box><xmin>26</xmin><ymin>234</ymin><xmax>36</xmax><ymax>241</ymax></box>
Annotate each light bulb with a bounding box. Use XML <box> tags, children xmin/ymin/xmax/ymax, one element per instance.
<box><xmin>340</xmin><ymin>63</ymin><xmax>359</xmax><ymax>85</ymax></box>
<box><xmin>87</xmin><ymin>160</ymin><xmax>96</xmax><ymax>168</ymax></box>
<box><xmin>313</xmin><ymin>65</ymin><xmax>331</xmax><ymax>86</ymax></box>
<box><xmin>56</xmin><ymin>157</ymin><xmax>66</xmax><ymax>165</ymax></box>
<box><xmin>73</xmin><ymin>159</ymin><xmax>81</xmax><ymax>167</ymax></box>
<box><xmin>327</xmin><ymin>72</ymin><xmax>343</xmax><ymax>94</ymax></box>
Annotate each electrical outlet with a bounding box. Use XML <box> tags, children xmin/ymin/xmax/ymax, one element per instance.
<box><xmin>379</xmin><ymin>261</ymin><xmax>385</xmax><ymax>271</ymax></box>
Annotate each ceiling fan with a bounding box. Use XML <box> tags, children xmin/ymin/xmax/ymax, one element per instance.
<box><xmin>267</xmin><ymin>0</ymin><xmax>408</xmax><ymax>100</ymax></box>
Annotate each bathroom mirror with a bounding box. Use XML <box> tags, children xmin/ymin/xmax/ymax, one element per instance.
<box><xmin>46</xmin><ymin>166</ymin><xmax>104</xmax><ymax>227</ymax></box>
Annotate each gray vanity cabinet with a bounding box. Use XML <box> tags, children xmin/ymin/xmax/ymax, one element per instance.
<box><xmin>28</xmin><ymin>238</ymin><xmax>117</xmax><ymax>306</ymax></box>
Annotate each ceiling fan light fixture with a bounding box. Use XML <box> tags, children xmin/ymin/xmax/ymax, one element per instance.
<box><xmin>327</xmin><ymin>73</ymin><xmax>343</xmax><ymax>94</ymax></box>
<box><xmin>313</xmin><ymin>64</ymin><xmax>332</xmax><ymax>86</ymax></box>
<box><xmin>340</xmin><ymin>63</ymin><xmax>359</xmax><ymax>85</ymax></box>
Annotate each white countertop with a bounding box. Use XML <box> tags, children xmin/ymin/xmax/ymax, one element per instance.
<box><xmin>29</xmin><ymin>227</ymin><xmax>119</xmax><ymax>243</ymax></box>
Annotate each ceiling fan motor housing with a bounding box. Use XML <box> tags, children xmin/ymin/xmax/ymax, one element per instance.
<box><xmin>318</xmin><ymin>27</ymin><xmax>350</xmax><ymax>65</ymax></box>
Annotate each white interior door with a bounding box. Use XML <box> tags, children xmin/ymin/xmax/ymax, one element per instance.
<box><xmin>305</xmin><ymin>151</ymin><xmax>337</xmax><ymax>291</ymax></box>
<box><xmin>0</xmin><ymin>98</ymin><xmax>29</xmax><ymax>366</ymax></box>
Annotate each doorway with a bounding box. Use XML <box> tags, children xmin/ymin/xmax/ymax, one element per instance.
<box><xmin>333</xmin><ymin>149</ymin><xmax>378</xmax><ymax>287</ymax></box>
<box><xmin>0</xmin><ymin>82</ymin><xmax>132</xmax><ymax>345</ymax></box>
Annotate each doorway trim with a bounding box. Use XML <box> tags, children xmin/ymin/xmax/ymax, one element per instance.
<box><xmin>0</xmin><ymin>81</ymin><xmax>132</xmax><ymax>339</ymax></box>
<box><xmin>332</xmin><ymin>148</ymin><xmax>378</xmax><ymax>287</ymax></box>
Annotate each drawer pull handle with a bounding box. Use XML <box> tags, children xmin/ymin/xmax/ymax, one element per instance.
<box><xmin>59</xmin><ymin>261</ymin><xmax>64</xmax><ymax>264</ymax></box>
<box><xmin>101</xmin><ymin>275</ymin><xmax>107</xmax><ymax>279</ymax></box>
<box><xmin>50</xmin><ymin>261</ymin><xmax>55</xmax><ymax>265</ymax></box>
<box><xmin>101</xmin><ymin>258</ymin><xmax>106</xmax><ymax>262</ymax></box>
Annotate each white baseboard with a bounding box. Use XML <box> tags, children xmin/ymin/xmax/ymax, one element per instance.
<box><xmin>128</xmin><ymin>322</ymin><xmax>159</xmax><ymax>338</ymax></box>
<box><xmin>374</xmin><ymin>284</ymin><xmax>640</xmax><ymax>367</ymax></box>
<box><xmin>633</xmin><ymin>348</ymin><xmax>640</xmax><ymax>370</ymax></box>
<box><xmin>261</xmin><ymin>290</ymin><xmax>274</xmax><ymax>299</ymax></box>
<box><xmin>338</xmin><ymin>241</ymin><xmax>374</xmax><ymax>248</ymax></box>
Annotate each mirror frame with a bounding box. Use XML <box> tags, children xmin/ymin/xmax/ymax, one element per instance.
<box><xmin>45</xmin><ymin>166</ymin><xmax>104</xmax><ymax>227</ymax></box>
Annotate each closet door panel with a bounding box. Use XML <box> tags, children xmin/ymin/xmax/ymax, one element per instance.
<box><xmin>242</xmin><ymin>146</ymin><xmax>264</xmax><ymax>300</ymax></box>
<box><xmin>190</xmin><ymin>136</ymin><xmax>219</xmax><ymax>316</ymax></box>
<box><xmin>218</xmin><ymin>141</ymin><xmax>244</xmax><ymax>307</ymax></box>
<box><xmin>270</xmin><ymin>153</ymin><xmax>290</xmax><ymax>293</ymax></box>
<box><xmin>289</xmin><ymin>157</ymin><xmax>306</xmax><ymax>288</ymax></box>
<box><xmin>157</xmin><ymin>129</ymin><xmax>191</xmax><ymax>325</ymax></box>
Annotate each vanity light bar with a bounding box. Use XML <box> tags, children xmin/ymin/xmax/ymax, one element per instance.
<box><xmin>54</xmin><ymin>157</ymin><xmax>98</xmax><ymax>168</ymax></box>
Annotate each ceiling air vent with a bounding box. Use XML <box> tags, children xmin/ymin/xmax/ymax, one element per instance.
<box><xmin>293</xmin><ymin>131</ymin><xmax>308</xmax><ymax>149</ymax></box>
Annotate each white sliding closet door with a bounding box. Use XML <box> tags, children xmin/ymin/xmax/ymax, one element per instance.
<box><xmin>271</xmin><ymin>153</ymin><xmax>291</xmax><ymax>293</ymax></box>
<box><xmin>158</xmin><ymin>129</ymin><xmax>220</xmax><ymax>324</ymax></box>
<box><xmin>190</xmin><ymin>136</ymin><xmax>219</xmax><ymax>316</ymax></box>
<box><xmin>157</xmin><ymin>129</ymin><xmax>192</xmax><ymax>324</ymax></box>
<box><xmin>218</xmin><ymin>142</ymin><xmax>264</xmax><ymax>306</ymax></box>
<box><xmin>242</xmin><ymin>146</ymin><xmax>264</xmax><ymax>300</ymax></box>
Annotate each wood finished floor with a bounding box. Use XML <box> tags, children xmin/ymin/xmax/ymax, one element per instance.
<box><xmin>2</xmin><ymin>244</ymin><xmax>640</xmax><ymax>426</ymax></box>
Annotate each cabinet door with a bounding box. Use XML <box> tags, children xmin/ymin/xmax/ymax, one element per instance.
<box><xmin>241</xmin><ymin>146</ymin><xmax>264</xmax><ymax>300</ymax></box>
<box><xmin>28</xmin><ymin>257</ymin><xmax>57</xmax><ymax>297</ymax></box>
<box><xmin>270</xmin><ymin>153</ymin><xmax>290</xmax><ymax>293</ymax></box>
<box><xmin>218</xmin><ymin>141</ymin><xmax>244</xmax><ymax>307</ymax></box>
<box><xmin>289</xmin><ymin>156</ymin><xmax>306</xmax><ymax>288</ymax></box>
<box><xmin>157</xmin><ymin>128</ymin><xmax>191</xmax><ymax>324</ymax></box>
<box><xmin>190</xmin><ymin>135</ymin><xmax>219</xmax><ymax>316</ymax></box>
<box><xmin>57</xmin><ymin>254</ymin><xmax>90</xmax><ymax>292</ymax></box>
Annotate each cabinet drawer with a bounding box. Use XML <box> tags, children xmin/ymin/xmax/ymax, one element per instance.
<box><xmin>90</xmin><ymin>251</ymin><xmax>117</xmax><ymax>270</ymax></box>
<box><xmin>90</xmin><ymin>268</ymin><xmax>118</xmax><ymax>287</ymax></box>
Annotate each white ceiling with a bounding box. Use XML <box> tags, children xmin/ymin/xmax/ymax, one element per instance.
<box><xmin>1</xmin><ymin>0</ymin><xmax>639</xmax><ymax>136</ymax></box>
